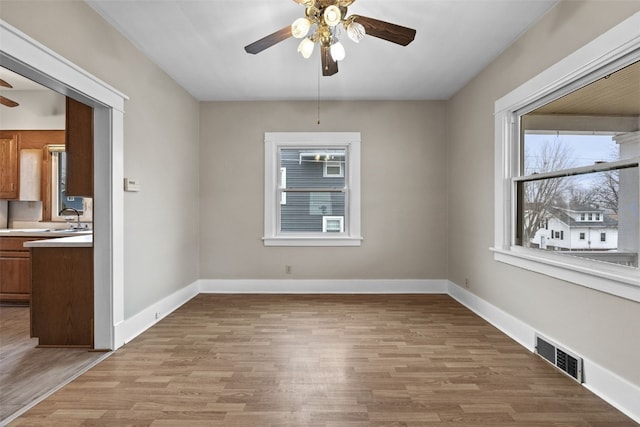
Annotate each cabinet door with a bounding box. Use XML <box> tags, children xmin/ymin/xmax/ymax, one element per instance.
<box><xmin>0</xmin><ymin>133</ymin><xmax>19</xmax><ymax>199</ymax></box>
<box><xmin>65</xmin><ymin>97</ymin><xmax>94</xmax><ymax>197</ymax></box>
<box><xmin>0</xmin><ymin>257</ymin><xmax>31</xmax><ymax>300</ymax></box>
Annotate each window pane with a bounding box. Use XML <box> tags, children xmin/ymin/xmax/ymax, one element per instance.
<box><xmin>279</xmin><ymin>147</ymin><xmax>347</xmax><ymax>233</ymax></box>
<box><xmin>520</xmin><ymin>167</ymin><xmax>638</xmax><ymax>267</ymax></box>
<box><xmin>523</xmin><ymin>134</ymin><xmax>619</xmax><ymax>175</ymax></box>
<box><xmin>281</xmin><ymin>191</ymin><xmax>345</xmax><ymax>232</ymax></box>
<box><xmin>280</xmin><ymin>148</ymin><xmax>346</xmax><ymax>189</ymax></box>
<box><xmin>55</xmin><ymin>151</ymin><xmax>85</xmax><ymax>214</ymax></box>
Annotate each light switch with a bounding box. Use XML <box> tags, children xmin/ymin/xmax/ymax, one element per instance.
<box><xmin>124</xmin><ymin>177</ymin><xmax>141</xmax><ymax>192</ymax></box>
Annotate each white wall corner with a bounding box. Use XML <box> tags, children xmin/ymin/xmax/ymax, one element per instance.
<box><xmin>198</xmin><ymin>279</ymin><xmax>448</xmax><ymax>294</ymax></box>
<box><xmin>114</xmin><ymin>280</ymin><xmax>200</xmax><ymax>346</ymax></box>
<box><xmin>447</xmin><ymin>280</ymin><xmax>640</xmax><ymax>424</ymax></box>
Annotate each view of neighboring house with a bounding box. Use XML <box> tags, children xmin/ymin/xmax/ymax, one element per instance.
<box><xmin>530</xmin><ymin>204</ymin><xmax>618</xmax><ymax>251</ymax></box>
<box><xmin>280</xmin><ymin>149</ymin><xmax>346</xmax><ymax>233</ymax></box>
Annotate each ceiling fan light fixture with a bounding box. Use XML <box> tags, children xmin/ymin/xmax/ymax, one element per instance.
<box><xmin>323</xmin><ymin>5</ymin><xmax>342</xmax><ymax>27</ymax></box>
<box><xmin>291</xmin><ymin>17</ymin><xmax>311</xmax><ymax>39</ymax></box>
<box><xmin>298</xmin><ymin>37</ymin><xmax>315</xmax><ymax>59</ymax></box>
<box><xmin>330</xmin><ymin>41</ymin><xmax>346</xmax><ymax>61</ymax></box>
<box><xmin>346</xmin><ymin>21</ymin><xmax>365</xmax><ymax>43</ymax></box>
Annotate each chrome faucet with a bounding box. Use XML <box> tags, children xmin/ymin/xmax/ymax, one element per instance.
<box><xmin>59</xmin><ymin>207</ymin><xmax>81</xmax><ymax>230</ymax></box>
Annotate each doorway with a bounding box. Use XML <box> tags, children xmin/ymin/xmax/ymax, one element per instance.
<box><xmin>1</xmin><ymin>20</ymin><xmax>126</xmax><ymax>350</ymax></box>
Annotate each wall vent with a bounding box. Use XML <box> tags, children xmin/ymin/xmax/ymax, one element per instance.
<box><xmin>535</xmin><ymin>334</ymin><xmax>583</xmax><ymax>383</ymax></box>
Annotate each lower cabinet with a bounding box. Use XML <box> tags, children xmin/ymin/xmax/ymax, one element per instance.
<box><xmin>30</xmin><ymin>246</ymin><xmax>93</xmax><ymax>348</ymax></box>
<box><xmin>0</xmin><ymin>237</ymin><xmax>43</xmax><ymax>303</ymax></box>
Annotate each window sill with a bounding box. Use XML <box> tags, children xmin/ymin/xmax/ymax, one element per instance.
<box><xmin>490</xmin><ymin>246</ymin><xmax>640</xmax><ymax>303</ymax></box>
<box><xmin>263</xmin><ymin>235</ymin><xmax>363</xmax><ymax>247</ymax></box>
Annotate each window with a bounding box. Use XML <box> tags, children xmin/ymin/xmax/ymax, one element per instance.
<box><xmin>601</xmin><ymin>233</ymin><xmax>607</xmax><ymax>242</ymax></box>
<box><xmin>323</xmin><ymin>216</ymin><xmax>344</xmax><ymax>232</ymax></box>
<box><xmin>264</xmin><ymin>132</ymin><xmax>362</xmax><ymax>246</ymax></box>
<box><xmin>493</xmin><ymin>14</ymin><xmax>640</xmax><ymax>302</ymax></box>
<box><xmin>324</xmin><ymin>161</ymin><xmax>343</xmax><ymax>177</ymax></box>
<box><xmin>48</xmin><ymin>145</ymin><xmax>92</xmax><ymax>223</ymax></box>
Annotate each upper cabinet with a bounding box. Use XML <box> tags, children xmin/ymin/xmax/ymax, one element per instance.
<box><xmin>65</xmin><ymin>97</ymin><xmax>94</xmax><ymax>197</ymax></box>
<box><xmin>0</xmin><ymin>130</ymin><xmax>65</xmax><ymax>201</ymax></box>
<box><xmin>0</xmin><ymin>132</ymin><xmax>19</xmax><ymax>199</ymax></box>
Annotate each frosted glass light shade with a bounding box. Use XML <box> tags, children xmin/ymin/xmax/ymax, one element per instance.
<box><xmin>291</xmin><ymin>18</ymin><xmax>311</xmax><ymax>38</ymax></box>
<box><xmin>298</xmin><ymin>38</ymin><xmax>315</xmax><ymax>59</ymax></box>
<box><xmin>323</xmin><ymin>5</ymin><xmax>341</xmax><ymax>27</ymax></box>
<box><xmin>330</xmin><ymin>41</ymin><xmax>345</xmax><ymax>61</ymax></box>
<box><xmin>347</xmin><ymin>22</ymin><xmax>365</xmax><ymax>43</ymax></box>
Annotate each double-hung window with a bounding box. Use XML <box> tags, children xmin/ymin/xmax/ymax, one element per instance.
<box><xmin>493</xmin><ymin>13</ymin><xmax>640</xmax><ymax>302</ymax></box>
<box><xmin>264</xmin><ymin>132</ymin><xmax>362</xmax><ymax>246</ymax></box>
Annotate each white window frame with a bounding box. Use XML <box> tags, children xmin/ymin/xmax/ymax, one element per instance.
<box><xmin>264</xmin><ymin>132</ymin><xmax>362</xmax><ymax>246</ymax></box>
<box><xmin>492</xmin><ymin>12</ymin><xmax>640</xmax><ymax>303</ymax></box>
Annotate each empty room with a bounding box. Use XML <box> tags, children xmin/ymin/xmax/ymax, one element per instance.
<box><xmin>0</xmin><ymin>0</ymin><xmax>639</xmax><ymax>425</ymax></box>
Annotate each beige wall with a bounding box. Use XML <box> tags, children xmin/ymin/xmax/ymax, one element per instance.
<box><xmin>447</xmin><ymin>1</ymin><xmax>640</xmax><ymax>385</ymax></box>
<box><xmin>0</xmin><ymin>1</ymin><xmax>201</xmax><ymax>318</ymax></box>
<box><xmin>199</xmin><ymin>101</ymin><xmax>448</xmax><ymax>280</ymax></box>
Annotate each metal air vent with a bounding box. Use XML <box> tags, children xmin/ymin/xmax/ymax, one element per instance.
<box><xmin>535</xmin><ymin>334</ymin><xmax>583</xmax><ymax>383</ymax></box>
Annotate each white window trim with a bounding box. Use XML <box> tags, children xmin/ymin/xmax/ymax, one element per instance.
<box><xmin>264</xmin><ymin>132</ymin><xmax>362</xmax><ymax>246</ymax></box>
<box><xmin>492</xmin><ymin>12</ymin><xmax>640</xmax><ymax>303</ymax></box>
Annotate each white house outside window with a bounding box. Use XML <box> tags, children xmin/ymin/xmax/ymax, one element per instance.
<box><xmin>263</xmin><ymin>132</ymin><xmax>362</xmax><ymax>246</ymax></box>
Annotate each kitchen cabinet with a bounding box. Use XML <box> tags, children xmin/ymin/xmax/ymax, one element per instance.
<box><xmin>30</xmin><ymin>246</ymin><xmax>93</xmax><ymax>347</ymax></box>
<box><xmin>0</xmin><ymin>130</ymin><xmax>65</xmax><ymax>201</ymax></box>
<box><xmin>0</xmin><ymin>236</ymin><xmax>44</xmax><ymax>303</ymax></box>
<box><xmin>65</xmin><ymin>97</ymin><xmax>93</xmax><ymax>197</ymax></box>
<box><xmin>0</xmin><ymin>132</ymin><xmax>19</xmax><ymax>199</ymax></box>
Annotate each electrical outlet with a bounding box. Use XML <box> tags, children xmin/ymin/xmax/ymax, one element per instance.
<box><xmin>155</xmin><ymin>312</ymin><xmax>160</xmax><ymax>320</ymax></box>
<box><xmin>285</xmin><ymin>265</ymin><xmax>292</xmax><ymax>274</ymax></box>
<box><xmin>464</xmin><ymin>278</ymin><xmax>470</xmax><ymax>288</ymax></box>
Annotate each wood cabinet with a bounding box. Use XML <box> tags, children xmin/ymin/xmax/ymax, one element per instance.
<box><xmin>0</xmin><ymin>130</ymin><xmax>65</xmax><ymax>201</ymax></box>
<box><xmin>65</xmin><ymin>97</ymin><xmax>93</xmax><ymax>197</ymax></box>
<box><xmin>30</xmin><ymin>246</ymin><xmax>93</xmax><ymax>347</ymax></box>
<box><xmin>0</xmin><ymin>236</ymin><xmax>44</xmax><ymax>303</ymax></box>
<box><xmin>0</xmin><ymin>132</ymin><xmax>19</xmax><ymax>199</ymax></box>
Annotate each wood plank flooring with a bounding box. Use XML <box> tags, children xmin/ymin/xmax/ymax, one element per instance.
<box><xmin>7</xmin><ymin>294</ymin><xmax>638</xmax><ymax>426</ymax></box>
<box><xmin>0</xmin><ymin>305</ymin><xmax>107</xmax><ymax>424</ymax></box>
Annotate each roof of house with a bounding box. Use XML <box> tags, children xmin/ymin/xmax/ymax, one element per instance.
<box><xmin>548</xmin><ymin>206</ymin><xmax>618</xmax><ymax>228</ymax></box>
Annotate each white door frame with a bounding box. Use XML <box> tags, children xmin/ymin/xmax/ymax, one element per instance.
<box><xmin>0</xmin><ymin>19</ymin><xmax>126</xmax><ymax>350</ymax></box>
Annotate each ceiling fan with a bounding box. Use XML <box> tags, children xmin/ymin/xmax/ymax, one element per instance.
<box><xmin>244</xmin><ymin>0</ymin><xmax>416</xmax><ymax>76</ymax></box>
<box><xmin>0</xmin><ymin>78</ymin><xmax>19</xmax><ymax>108</ymax></box>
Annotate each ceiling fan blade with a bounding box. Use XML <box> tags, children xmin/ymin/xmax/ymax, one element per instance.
<box><xmin>244</xmin><ymin>26</ymin><xmax>293</xmax><ymax>54</ymax></box>
<box><xmin>321</xmin><ymin>45</ymin><xmax>338</xmax><ymax>76</ymax></box>
<box><xmin>0</xmin><ymin>79</ymin><xmax>13</xmax><ymax>88</ymax></box>
<box><xmin>0</xmin><ymin>96</ymin><xmax>19</xmax><ymax>107</ymax></box>
<box><xmin>352</xmin><ymin>15</ymin><xmax>416</xmax><ymax>46</ymax></box>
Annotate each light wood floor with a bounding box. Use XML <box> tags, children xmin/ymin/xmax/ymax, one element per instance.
<box><xmin>0</xmin><ymin>305</ymin><xmax>107</xmax><ymax>424</ymax></box>
<box><xmin>7</xmin><ymin>294</ymin><xmax>638</xmax><ymax>426</ymax></box>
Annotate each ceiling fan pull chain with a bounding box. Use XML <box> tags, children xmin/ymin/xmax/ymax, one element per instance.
<box><xmin>317</xmin><ymin>63</ymin><xmax>321</xmax><ymax>125</ymax></box>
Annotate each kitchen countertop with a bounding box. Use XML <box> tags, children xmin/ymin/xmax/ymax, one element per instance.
<box><xmin>0</xmin><ymin>229</ymin><xmax>93</xmax><ymax>248</ymax></box>
<box><xmin>23</xmin><ymin>234</ymin><xmax>93</xmax><ymax>248</ymax></box>
<box><xmin>0</xmin><ymin>228</ymin><xmax>92</xmax><ymax>238</ymax></box>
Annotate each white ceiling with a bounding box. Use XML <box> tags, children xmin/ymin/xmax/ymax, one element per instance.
<box><xmin>83</xmin><ymin>1</ymin><xmax>555</xmax><ymax>102</ymax></box>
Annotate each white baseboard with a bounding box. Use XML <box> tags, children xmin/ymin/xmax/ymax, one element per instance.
<box><xmin>446</xmin><ymin>280</ymin><xmax>535</xmax><ymax>351</ymax></box>
<box><xmin>113</xmin><ymin>278</ymin><xmax>638</xmax><ymax>423</ymax></box>
<box><xmin>198</xmin><ymin>279</ymin><xmax>448</xmax><ymax>294</ymax></box>
<box><xmin>447</xmin><ymin>280</ymin><xmax>640</xmax><ymax>424</ymax></box>
<box><xmin>115</xmin><ymin>280</ymin><xmax>199</xmax><ymax>346</ymax></box>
